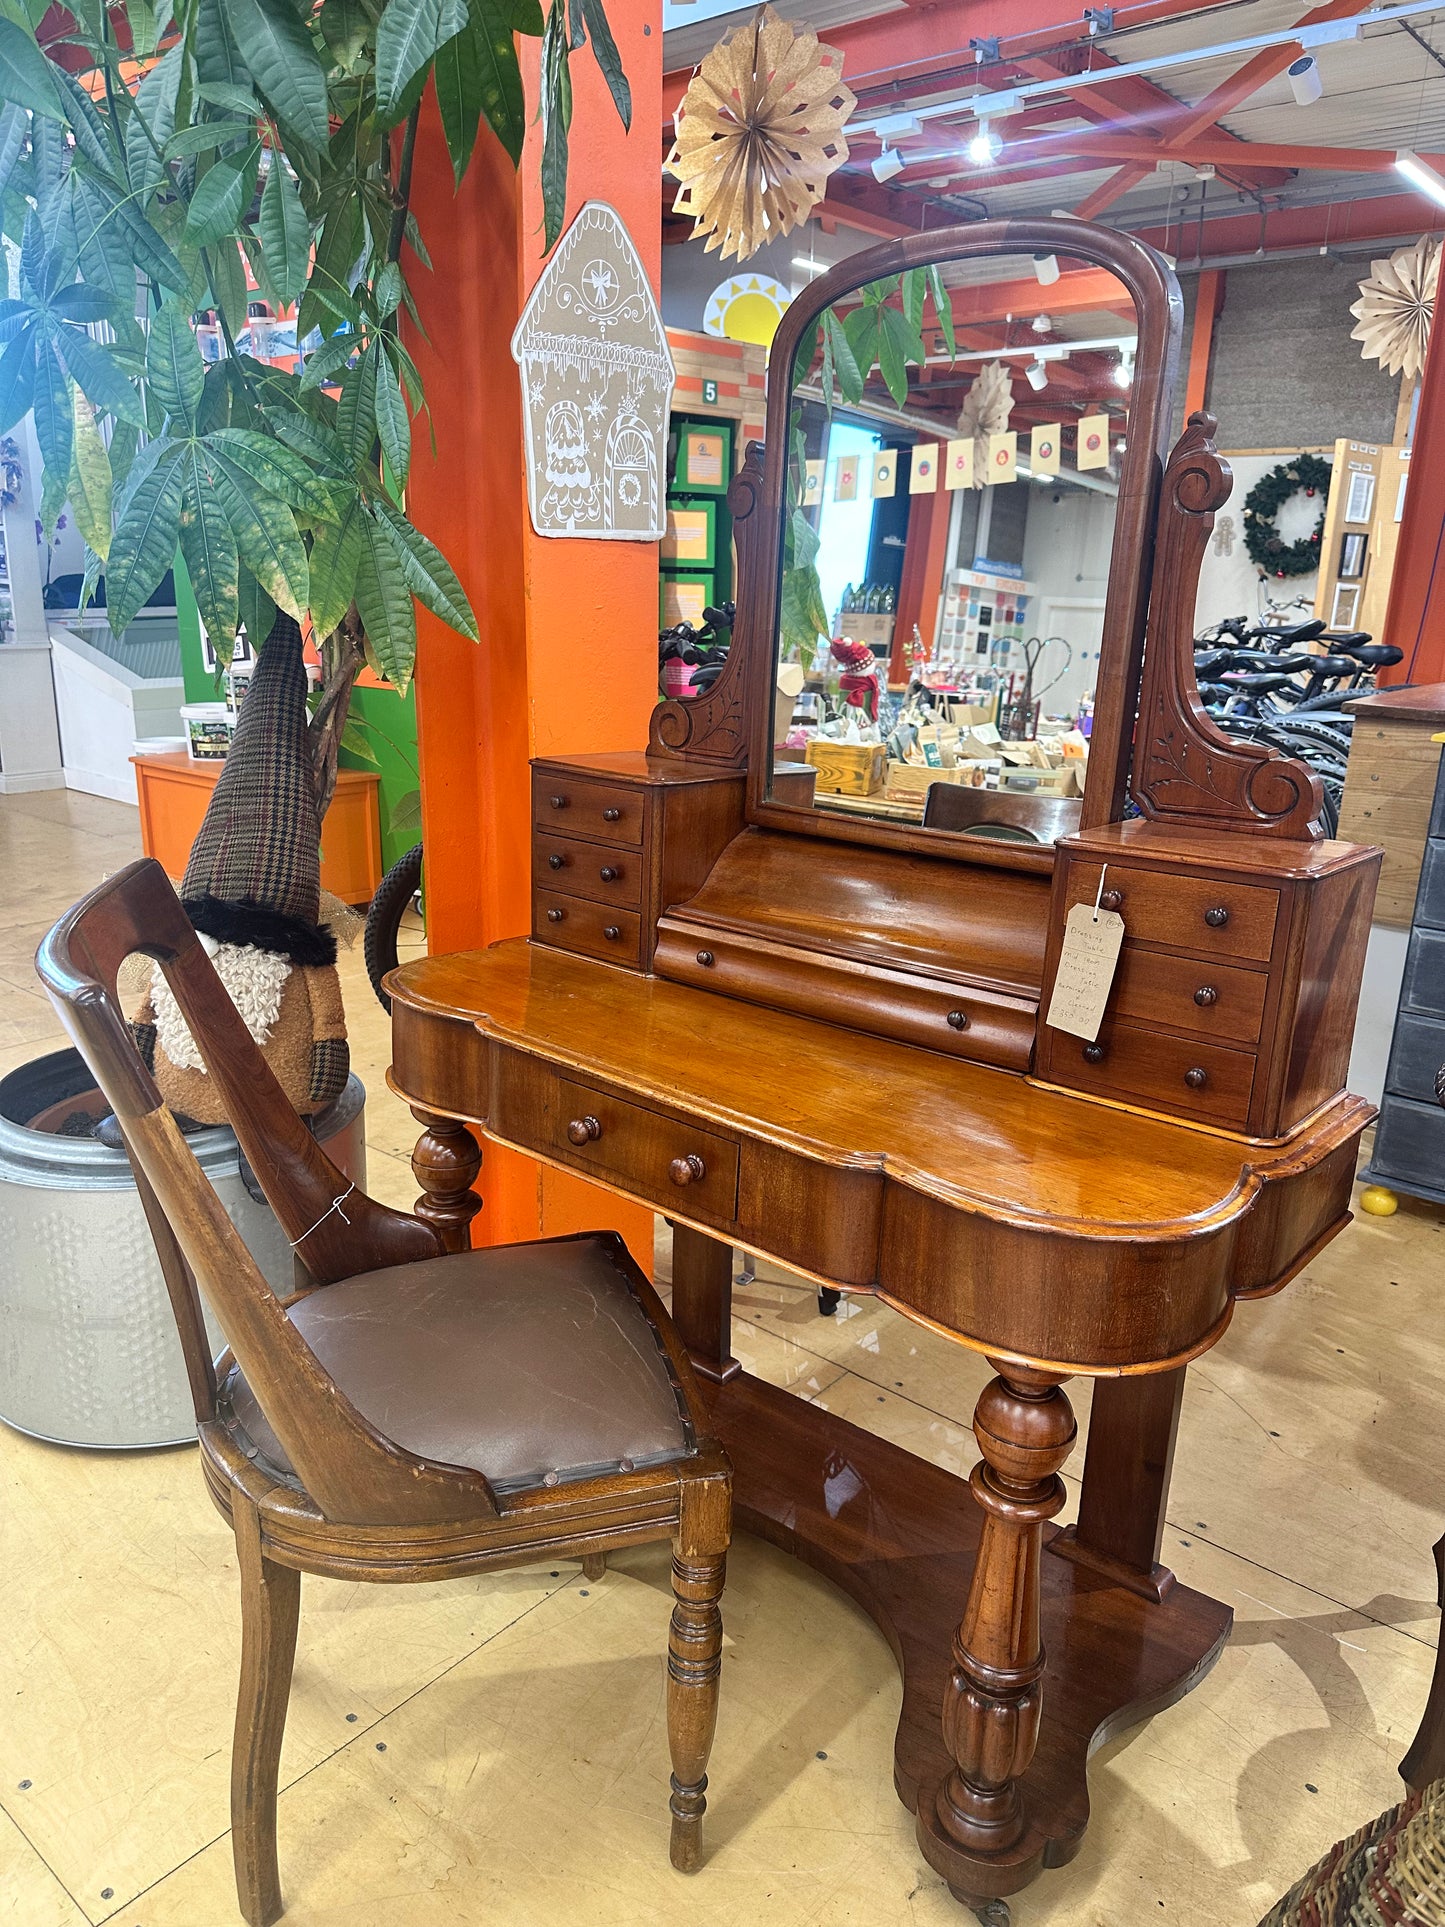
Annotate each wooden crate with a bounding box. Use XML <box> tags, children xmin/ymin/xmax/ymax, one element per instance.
<box><xmin>804</xmin><ymin>740</ymin><xmax>887</xmax><ymax>795</ymax></box>
<box><xmin>1340</xmin><ymin>686</ymin><xmax>1445</xmax><ymax>926</ymax></box>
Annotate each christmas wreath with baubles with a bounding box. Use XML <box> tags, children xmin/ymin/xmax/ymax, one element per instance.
<box><xmin>1242</xmin><ymin>453</ymin><xmax>1331</xmax><ymax>578</ymax></box>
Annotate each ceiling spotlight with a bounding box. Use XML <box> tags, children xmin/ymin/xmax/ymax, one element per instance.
<box><xmin>1024</xmin><ymin>360</ymin><xmax>1048</xmax><ymax>391</ymax></box>
<box><xmin>1396</xmin><ymin>149</ymin><xmax>1445</xmax><ymax>209</ymax></box>
<box><xmin>1288</xmin><ymin>53</ymin><xmax>1323</xmax><ymax>105</ymax></box>
<box><xmin>1033</xmin><ymin>251</ymin><xmax>1060</xmax><ymax>285</ymax></box>
<box><xmin>872</xmin><ymin>147</ymin><xmax>906</xmax><ymax>183</ymax></box>
<box><xmin>1113</xmin><ymin>355</ymin><xmax>1133</xmax><ymax>389</ymax></box>
<box><xmin>967</xmin><ymin>124</ymin><xmax>1003</xmax><ymax>167</ymax></box>
<box><xmin>1031</xmin><ymin>312</ymin><xmax>1052</xmax><ymax>333</ymax></box>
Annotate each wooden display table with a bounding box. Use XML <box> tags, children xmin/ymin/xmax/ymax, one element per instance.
<box><xmin>132</xmin><ymin>752</ymin><xmax>383</xmax><ymax>906</ymax></box>
<box><xmin>1340</xmin><ymin>684</ymin><xmax>1445</xmax><ymax>926</ymax></box>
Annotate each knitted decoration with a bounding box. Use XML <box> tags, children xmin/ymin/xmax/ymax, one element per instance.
<box><xmin>150</xmin><ymin>944</ymin><xmax>292</xmax><ymax>1070</ymax></box>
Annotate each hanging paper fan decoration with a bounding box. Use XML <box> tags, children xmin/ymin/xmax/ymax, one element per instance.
<box><xmin>1350</xmin><ymin>237</ymin><xmax>1439</xmax><ymax>382</ymax></box>
<box><xmin>957</xmin><ymin>361</ymin><xmax>1014</xmax><ymax>489</ymax></box>
<box><xmin>666</xmin><ymin>6</ymin><xmax>856</xmax><ymax>264</ymax></box>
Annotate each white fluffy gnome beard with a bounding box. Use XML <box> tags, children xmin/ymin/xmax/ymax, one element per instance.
<box><xmin>150</xmin><ymin>935</ymin><xmax>292</xmax><ymax>1073</ymax></box>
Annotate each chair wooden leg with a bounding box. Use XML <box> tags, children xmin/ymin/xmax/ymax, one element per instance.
<box><xmin>666</xmin><ymin>1543</ymin><xmax>726</xmax><ymax>1872</ymax></box>
<box><xmin>581</xmin><ymin>1551</ymin><xmax>607</xmax><ymax>1581</ymax></box>
<box><xmin>1402</xmin><ymin>1531</ymin><xmax>1445</xmax><ymax>1789</ymax></box>
<box><xmin>231</xmin><ymin>1496</ymin><xmax>301</xmax><ymax>1927</ymax></box>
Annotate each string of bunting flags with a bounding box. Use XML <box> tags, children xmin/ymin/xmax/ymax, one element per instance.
<box><xmin>803</xmin><ymin>418</ymin><xmax>1114</xmax><ymax>505</ymax></box>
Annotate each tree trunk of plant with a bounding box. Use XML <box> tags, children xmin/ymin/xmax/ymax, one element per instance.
<box><xmin>307</xmin><ymin>604</ymin><xmax>367</xmax><ymax>820</ymax></box>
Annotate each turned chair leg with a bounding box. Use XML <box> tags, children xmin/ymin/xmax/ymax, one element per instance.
<box><xmin>666</xmin><ymin>1545</ymin><xmax>726</xmax><ymax>1872</ymax></box>
<box><xmin>231</xmin><ymin>1497</ymin><xmax>301</xmax><ymax>1927</ymax></box>
<box><xmin>581</xmin><ymin>1551</ymin><xmax>607</xmax><ymax>1581</ymax></box>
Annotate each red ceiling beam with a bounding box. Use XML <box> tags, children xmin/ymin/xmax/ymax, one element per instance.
<box><xmin>897</xmin><ymin>129</ymin><xmax>1422</xmax><ymax>185</ymax></box>
<box><xmin>1134</xmin><ymin>189</ymin><xmax>1445</xmax><ymax>260</ymax></box>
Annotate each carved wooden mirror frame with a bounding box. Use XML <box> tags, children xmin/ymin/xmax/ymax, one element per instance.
<box><xmin>651</xmin><ymin>217</ymin><xmax>1184</xmax><ymax>874</ymax></box>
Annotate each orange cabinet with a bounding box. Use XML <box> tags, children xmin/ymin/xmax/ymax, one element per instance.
<box><xmin>132</xmin><ymin>752</ymin><xmax>382</xmax><ymax>906</ymax></box>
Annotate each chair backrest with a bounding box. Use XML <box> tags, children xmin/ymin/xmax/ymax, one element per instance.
<box><xmin>921</xmin><ymin>784</ymin><xmax>1083</xmax><ymax>844</ymax></box>
<box><xmin>36</xmin><ymin>859</ymin><xmax>496</xmax><ymax>1525</ymax></box>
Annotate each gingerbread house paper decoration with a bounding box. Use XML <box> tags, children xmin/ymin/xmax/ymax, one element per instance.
<box><xmin>511</xmin><ymin>202</ymin><xmax>676</xmax><ymax>541</ymax></box>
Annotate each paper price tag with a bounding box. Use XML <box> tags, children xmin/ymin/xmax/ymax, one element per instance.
<box><xmin>1045</xmin><ymin>903</ymin><xmax>1124</xmax><ymax>1042</ymax></box>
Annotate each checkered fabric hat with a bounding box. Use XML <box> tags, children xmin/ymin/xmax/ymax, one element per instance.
<box><xmin>180</xmin><ymin>615</ymin><xmax>336</xmax><ymax>967</ymax></box>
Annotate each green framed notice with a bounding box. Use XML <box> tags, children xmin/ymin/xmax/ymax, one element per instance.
<box><xmin>674</xmin><ymin>420</ymin><xmax>732</xmax><ymax>494</ymax></box>
<box><xmin>662</xmin><ymin>499</ymin><xmax>717</xmax><ymax>571</ymax></box>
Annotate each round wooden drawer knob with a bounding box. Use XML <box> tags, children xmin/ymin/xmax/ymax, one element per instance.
<box><xmin>946</xmin><ymin>1009</ymin><xmax>969</xmax><ymax>1031</ymax></box>
<box><xmin>696</xmin><ymin>949</ymin><xmax>715</xmax><ymax>967</ymax></box>
<box><xmin>548</xmin><ymin>853</ymin><xmax>566</xmax><ymax>870</ymax></box>
<box><xmin>1184</xmin><ymin>1067</ymin><xmax>1209</xmax><ymax>1090</ymax></box>
<box><xmin>546</xmin><ymin>908</ymin><xmax>565</xmax><ymax>924</ymax></box>
<box><xmin>567</xmin><ymin>1115</ymin><xmax>601</xmax><ymax>1144</ymax></box>
<box><xmin>1204</xmin><ymin>905</ymin><xmax>1230</xmax><ymax>928</ymax></box>
<box><xmin>669</xmin><ymin>1153</ymin><xmax>706</xmax><ymax>1187</ymax></box>
<box><xmin>1082</xmin><ymin>1042</ymin><xmax>1106</xmax><ymax>1064</ymax></box>
<box><xmin>602</xmin><ymin>807</ymin><xmax>622</xmax><ymax>823</ymax></box>
<box><xmin>600</xmin><ymin>866</ymin><xmax>621</xmax><ymax>882</ymax></box>
<box><xmin>549</xmin><ymin>794</ymin><xmax>568</xmax><ymax>809</ymax></box>
<box><xmin>1193</xmin><ymin>985</ymin><xmax>1218</xmax><ymax>1007</ymax></box>
<box><xmin>1100</xmin><ymin>888</ymin><xmax>1123</xmax><ymax>912</ymax></box>
<box><xmin>603</xmin><ymin>925</ymin><xmax>621</xmax><ymax>941</ymax></box>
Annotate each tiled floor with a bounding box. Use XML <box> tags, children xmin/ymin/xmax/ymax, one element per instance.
<box><xmin>1</xmin><ymin>787</ymin><xmax>1442</xmax><ymax>1926</ymax></box>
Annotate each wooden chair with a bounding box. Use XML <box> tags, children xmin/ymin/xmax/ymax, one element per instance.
<box><xmin>1399</xmin><ymin>1056</ymin><xmax>1445</xmax><ymax>1794</ymax></box>
<box><xmin>921</xmin><ymin>782</ymin><xmax>1082</xmax><ymax>843</ymax></box>
<box><xmin>35</xmin><ymin>858</ymin><xmax>731</xmax><ymax>1927</ymax></box>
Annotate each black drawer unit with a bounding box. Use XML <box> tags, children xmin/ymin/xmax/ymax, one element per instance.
<box><xmin>1361</xmin><ymin>737</ymin><xmax>1445</xmax><ymax>1205</ymax></box>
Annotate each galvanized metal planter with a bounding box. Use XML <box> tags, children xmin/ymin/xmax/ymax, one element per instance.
<box><xmin>0</xmin><ymin>1048</ymin><xmax>366</xmax><ymax>1450</ymax></box>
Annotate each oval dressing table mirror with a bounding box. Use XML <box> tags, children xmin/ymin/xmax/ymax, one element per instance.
<box><xmin>387</xmin><ymin>218</ymin><xmax>1381</xmax><ymax>1918</ymax></box>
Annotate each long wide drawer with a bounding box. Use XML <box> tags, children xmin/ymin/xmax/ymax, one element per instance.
<box><xmin>1050</xmin><ymin>1017</ymin><xmax>1257</xmax><ymax>1130</ymax></box>
<box><xmin>533</xmin><ymin>832</ymin><xmax>644</xmax><ymax>910</ymax></box>
<box><xmin>1063</xmin><ymin>861</ymin><xmax>1279</xmax><ymax>962</ymax></box>
<box><xmin>532</xmin><ymin>771</ymin><xmax>645</xmax><ymax>847</ymax></box>
<box><xmin>533</xmin><ymin>889</ymin><xmax>643</xmax><ymax>968</ymax></box>
<box><xmin>1112</xmin><ymin>945</ymin><xmax>1268</xmax><ymax>1045</ymax></box>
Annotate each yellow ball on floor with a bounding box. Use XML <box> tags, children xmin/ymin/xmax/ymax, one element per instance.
<box><xmin>1359</xmin><ymin>1185</ymin><xmax>1399</xmax><ymax>1217</ymax></box>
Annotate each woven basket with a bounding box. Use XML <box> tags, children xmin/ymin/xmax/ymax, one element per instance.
<box><xmin>1258</xmin><ymin>1778</ymin><xmax>1445</xmax><ymax>1926</ymax></box>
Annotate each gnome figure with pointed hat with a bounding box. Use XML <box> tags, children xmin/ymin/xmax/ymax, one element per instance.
<box><xmin>132</xmin><ymin>616</ymin><xmax>349</xmax><ymax>1124</ymax></box>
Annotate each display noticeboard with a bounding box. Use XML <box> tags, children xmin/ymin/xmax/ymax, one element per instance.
<box><xmin>675</xmin><ymin>422</ymin><xmax>732</xmax><ymax>493</ymax></box>
<box><xmin>661</xmin><ymin>501</ymin><xmax>717</xmax><ymax>569</ymax></box>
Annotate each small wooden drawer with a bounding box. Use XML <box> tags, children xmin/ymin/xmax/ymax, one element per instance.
<box><xmin>533</xmin><ymin>889</ymin><xmax>643</xmax><ymax>968</ymax></box>
<box><xmin>1112</xmin><ymin>946</ymin><xmax>1268</xmax><ymax>1045</ymax></box>
<box><xmin>1053</xmin><ymin>1018</ymin><xmax>1256</xmax><ymax>1129</ymax></box>
<box><xmin>532</xmin><ymin>772</ymin><xmax>645</xmax><ymax>847</ymax></box>
<box><xmin>1064</xmin><ymin>861</ymin><xmax>1279</xmax><ymax>962</ymax></box>
<box><xmin>533</xmin><ymin>833</ymin><xmax>643</xmax><ymax>910</ymax></box>
<box><xmin>554</xmin><ymin>1078</ymin><xmax>740</xmax><ymax>1224</ymax></box>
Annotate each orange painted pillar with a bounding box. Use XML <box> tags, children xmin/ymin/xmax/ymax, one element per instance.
<box><xmin>892</xmin><ymin>484</ymin><xmax>953</xmax><ymax>680</ymax></box>
<box><xmin>1184</xmin><ymin>269</ymin><xmax>1224</xmax><ymax>421</ymax></box>
<box><xmin>404</xmin><ymin>11</ymin><xmax>662</xmax><ymax>1263</ymax></box>
<box><xmin>1380</xmin><ymin>296</ymin><xmax>1445</xmax><ymax>683</ymax></box>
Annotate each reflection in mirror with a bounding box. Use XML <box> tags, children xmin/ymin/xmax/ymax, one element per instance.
<box><xmin>768</xmin><ymin>250</ymin><xmax>1136</xmax><ymax>846</ymax></box>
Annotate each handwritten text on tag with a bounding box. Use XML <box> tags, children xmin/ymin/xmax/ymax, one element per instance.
<box><xmin>1045</xmin><ymin>904</ymin><xmax>1124</xmax><ymax>1042</ymax></box>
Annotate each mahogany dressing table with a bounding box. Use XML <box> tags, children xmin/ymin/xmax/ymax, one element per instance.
<box><xmin>387</xmin><ymin>220</ymin><xmax>1379</xmax><ymax>1917</ymax></box>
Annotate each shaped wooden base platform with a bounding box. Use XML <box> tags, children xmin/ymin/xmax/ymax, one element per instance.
<box><xmin>703</xmin><ymin>1370</ymin><xmax>1233</xmax><ymax>1915</ymax></box>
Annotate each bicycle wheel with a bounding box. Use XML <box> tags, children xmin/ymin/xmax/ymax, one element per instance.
<box><xmin>364</xmin><ymin>842</ymin><xmax>424</xmax><ymax>1014</ymax></box>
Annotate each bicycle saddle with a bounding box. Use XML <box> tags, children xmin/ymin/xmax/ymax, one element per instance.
<box><xmin>1335</xmin><ymin>642</ymin><xmax>1402</xmax><ymax>668</ymax></box>
<box><xmin>1224</xmin><ymin>671</ymin><xmax>1296</xmax><ymax>694</ymax></box>
<box><xmin>1261</xmin><ymin>619</ymin><xmax>1326</xmax><ymax>645</ymax></box>
<box><xmin>1321</xmin><ymin>631</ymin><xmax>1371</xmax><ymax>650</ymax></box>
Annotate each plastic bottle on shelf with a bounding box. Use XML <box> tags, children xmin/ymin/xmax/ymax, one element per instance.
<box><xmin>840</xmin><ymin>583</ymin><xmax>856</xmax><ymax>614</ymax></box>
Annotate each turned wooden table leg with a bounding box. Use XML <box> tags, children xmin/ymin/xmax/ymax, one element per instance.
<box><xmin>918</xmin><ymin>1363</ymin><xmax>1077</xmax><ymax>1878</ymax></box>
<box><xmin>409</xmin><ymin>1108</ymin><xmax>482</xmax><ymax>1253</ymax></box>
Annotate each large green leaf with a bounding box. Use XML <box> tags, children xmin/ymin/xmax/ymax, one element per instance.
<box><xmin>298</xmin><ymin>332</ymin><xmax>358</xmax><ymax>392</ymax></box>
<box><xmin>375</xmin><ymin>0</ymin><xmax>468</xmax><ymax>123</ymax></box>
<box><xmin>55</xmin><ymin>326</ymin><xmax>145</xmax><ymax>423</ymax></box>
<box><xmin>208</xmin><ymin>427</ymin><xmax>344</xmax><ymax>519</ymax></box>
<box><xmin>878</xmin><ymin>304</ymin><xmax>918</xmax><ymax>407</ymax></box>
<box><xmin>195</xmin><ymin>0</ymin><xmax>252</xmax><ymax>93</ymax></box>
<box><xmin>67</xmin><ymin>388</ymin><xmax>112</xmax><ymax>561</ymax></box>
<box><xmin>51</xmin><ymin>66</ymin><xmax>122</xmax><ymax>184</ymax></box>
<box><xmin>178</xmin><ymin>442</ymin><xmax>241</xmax><ymax>649</ymax></box>
<box><xmin>145</xmin><ymin>303</ymin><xmax>205</xmax><ymax>430</ymax></box>
<box><xmin>184</xmin><ymin>144</ymin><xmax>260</xmax><ymax>246</ymax></box>
<box><xmin>162</xmin><ymin>122</ymin><xmax>257</xmax><ymax>159</ymax></box>
<box><xmin>352</xmin><ymin>504</ymin><xmax>417</xmax><ymax>686</ymax></box>
<box><xmin>257</xmin><ymin>160</ymin><xmax>310</xmax><ymax>304</ymax></box>
<box><xmin>211</xmin><ymin>463</ymin><xmax>309</xmax><ymax>616</ymax></box>
<box><xmin>823</xmin><ymin>310</ymin><xmax>863</xmax><ymax>405</ymax></box>
<box><xmin>580</xmin><ymin>0</ymin><xmax>629</xmax><ymax>131</ymax></box>
<box><xmin>31</xmin><ymin>342</ymin><xmax>73</xmax><ymax>483</ymax></box>
<box><xmin>50</xmin><ymin>284</ymin><xmax>116</xmax><ymax>324</ymax></box>
<box><xmin>434</xmin><ymin>21</ymin><xmax>484</xmax><ymax>185</ymax></box>
<box><xmin>926</xmin><ymin>260</ymin><xmax>956</xmax><ymax>363</ymax></box>
<box><xmin>208</xmin><ymin>238</ymin><xmax>249</xmax><ymax>339</ymax></box>
<box><xmin>196</xmin><ymin>81</ymin><xmax>263</xmax><ymax>119</ymax></box>
<box><xmin>107</xmin><ymin>441</ymin><xmax>186</xmax><ymax>633</ymax></box>
<box><xmin>308</xmin><ymin>498</ymin><xmax>364</xmax><ymax>639</ymax></box>
<box><xmin>0</xmin><ymin>20</ymin><xmax>62</xmax><ymax>120</ymax></box>
<box><xmin>373</xmin><ymin>345</ymin><xmax>410</xmax><ymax>485</ymax></box>
<box><xmin>472</xmin><ymin>0</ymin><xmax>527</xmax><ymax>164</ymax></box>
<box><xmin>539</xmin><ymin>0</ymin><xmax>572</xmax><ymax>252</ymax></box>
<box><xmin>372</xmin><ymin>491</ymin><xmax>477</xmax><ymax>638</ymax></box>
<box><xmin>0</xmin><ymin>103</ymin><xmax>27</xmax><ymax>205</ymax></box>
<box><xmin>319</xmin><ymin>0</ymin><xmax>372</xmax><ymax>71</ymax></box>
<box><xmin>75</xmin><ymin>175</ymin><xmax>189</xmax><ymax>293</ymax></box>
<box><xmin>336</xmin><ymin>340</ymin><xmax>378</xmax><ymax>462</ymax></box>
<box><xmin>225</xmin><ymin>0</ymin><xmax>330</xmax><ymax>148</ymax></box>
<box><xmin>237</xmin><ymin>565</ymin><xmax>276</xmax><ymax>656</ymax></box>
<box><xmin>0</xmin><ymin>335</ymin><xmax>36</xmax><ymax>435</ymax></box>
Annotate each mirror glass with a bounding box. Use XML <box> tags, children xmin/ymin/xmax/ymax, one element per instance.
<box><xmin>767</xmin><ymin>249</ymin><xmax>1137</xmax><ymax>846</ymax></box>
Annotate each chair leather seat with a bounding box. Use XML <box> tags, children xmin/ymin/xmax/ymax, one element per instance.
<box><xmin>224</xmin><ymin>1234</ymin><xmax>695</xmax><ymax>1493</ymax></box>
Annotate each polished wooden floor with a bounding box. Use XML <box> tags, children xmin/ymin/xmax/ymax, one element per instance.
<box><xmin>1</xmin><ymin>785</ymin><xmax>1442</xmax><ymax>1926</ymax></box>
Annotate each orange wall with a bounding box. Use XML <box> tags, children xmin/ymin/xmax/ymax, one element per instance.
<box><xmin>404</xmin><ymin>14</ymin><xmax>662</xmax><ymax>1262</ymax></box>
